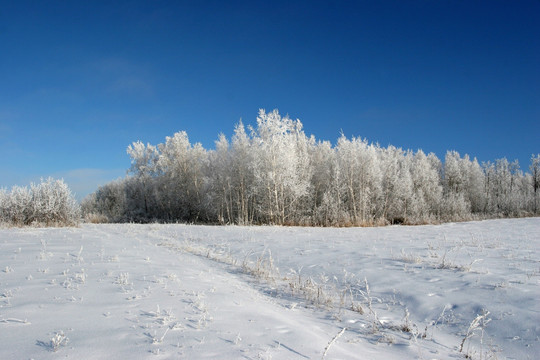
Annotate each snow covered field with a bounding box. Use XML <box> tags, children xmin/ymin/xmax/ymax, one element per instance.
<box><xmin>0</xmin><ymin>219</ymin><xmax>538</xmax><ymax>359</ymax></box>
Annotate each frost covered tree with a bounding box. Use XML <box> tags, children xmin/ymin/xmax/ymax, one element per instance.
<box><xmin>0</xmin><ymin>188</ymin><xmax>6</xmax><ymax>223</ymax></box>
<box><xmin>464</xmin><ymin>157</ymin><xmax>486</xmax><ymax>214</ymax></box>
<box><xmin>230</xmin><ymin>121</ymin><xmax>256</xmax><ymax>224</ymax></box>
<box><xmin>409</xmin><ymin>150</ymin><xmax>443</xmax><ymax>223</ymax></box>
<box><xmin>529</xmin><ymin>154</ymin><xmax>540</xmax><ymax>214</ymax></box>
<box><xmin>488</xmin><ymin>158</ymin><xmax>522</xmax><ymax>216</ymax></box>
<box><xmin>156</xmin><ymin>131</ymin><xmax>209</xmax><ymax>222</ymax></box>
<box><xmin>126</xmin><ymin>141</ymin><xmax>160</xmax><ymax>220</ymax></box>
<box><xmin>82</xmin><ymin>178</ymin><xmax>127</xmax><ymax>222</ymax></box>
<box><xmin>379</xmin><ymin>146</ymin><xmax>413</xmax><ymax>224</ymax></box>
<box><xmin>208</xmin><ymin>133</ymin><xmax>234</xmax><ymax>223</ymax></box>
<box><xmin>443</xmin><ymin>152</ymin><xmax>486</xmax><ymax>217</ymax></box>
<box><xmin>335</xmin><ymin>135</ymin><xmax>381</xmax><ymax>225</ymax></box>
<box><xmin>251</xmin><ymin>109</ymin><xmax>310</xmax><ymax>224</ymax></box>
<box><xmin>308</xmin><ymin>140</ymin><xmax>337</xmax><ymax>225</ymax></box>
<box><xmin>442</xmin><ymin>151</ymin><xmax>472</xmax><ymax>220</ymax></box>
<box><xmin>443</xmin><ymin>151</ymin><xmax>466</xmax><ymax>194</ymax></box>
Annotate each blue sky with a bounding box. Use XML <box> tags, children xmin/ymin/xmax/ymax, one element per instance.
<box><xmin>1</xmin><ymin>0</ymin><xmax>539</xmax><ymax>199</ymax></box>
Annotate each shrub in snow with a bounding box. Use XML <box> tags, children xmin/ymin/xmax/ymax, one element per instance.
<box><xmin>37</xmin><ymin>331</ymin><xmax>69</xmax><ymax>352</ymax></box>
<box><xmin>0</xmin><ymin>178</ymin><xmax>80</xmax><ymax>227</ymax></box>
<box><xmin>50</xmin><ymin>331</ymin><xmax>69</xmax><ymax>352</ymax></box>
<box><xmin>1</xmin><ymin>186</ymin><xmax>32</xmax><ymax>225</ymax></box>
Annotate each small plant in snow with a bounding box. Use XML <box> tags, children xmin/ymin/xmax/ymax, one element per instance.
<box><xmin>1</xmin><ymin>289</ymin><xmax>14</xmax><ymax>299</ymax></box>
<box><xmin>157</xmin><ymin>308</ymin><xmax>176</xmax><ymax>325</ymax></box>
<box><xmin>37</xmin><ymin>240</ymin><xmax>53</xmax><ymax>260</ymax></box>
<box><xmin>243</xmin><ymin>248</ymin><xmax>279</xmax><ymax>282</ymax></box>
<box><xmin>197</xmin><ymin>311</ymin><xmax>211</xmax><ymax>329</ymax></box>
<box><xmin>438</xmin><ymin>248</ymin><xmax>452</xmax><ymax>269</ymax></box>
<box><xmin>322</xmin><ymin>327</ymin><xmax>346</xmax><ymax>359</ymax></box>
<box><xmin>360</xmin><ymin>278</ymin><xmax>382</xmax><ymax>332</ymax></box>
<box><xmin>74</xmin><ymin>270</ymin><xmax>87</xmax><ymax>284</ymax></box>
<box><xmin>460</xmin><ymin>258</ymin><xmax>483</xmax><ymax>273</ymax></box>
<box><xmin>115</xmin><ymin>272</ymin><xmax>131</xmax><ymax>286</ymax></box>
<box><xmin>400</xmin><ymin>308</ymin><xmax>413</xmax><ymax>333</ymax></box>
<box><xmin>71</xmin><ymin>246</ymin><xmax>84</xmax><ymax>264</ymax></box>
<box><xmin>167</xmin><ymin>273</ymin><xmax>178</xmax><ymax>282</ymax></box>
<box><xmin>341</xmin><ymin>285</ymin><xmax>364</xmax><ymax>314</ymax></box>
<box><xmin>141</xmin><ymin>305</ymin><xmax>177</xmax><ymax>326</ymax></box>
<box><xmin>194</xmin><ymin>298</ymin><xmax>207</xmax><ymax>313</ymax></box>
<box><xmin>423</xmin><ymin>304</ymin><xmax>452</xmax><ymax>340</ymax></box>
<box><xmin>37</xmin><ymin>331</ymin><xmax>69</xmax><ymax>352</ymax></box>
<box><xmin>37</xmin><ymin>250</ymin><xmax>53</xmax><ymax>260</ymax></box>
<box><xmin>61</xmin><ymin>278</ymin><xmax>79</xmax><ymax>290</ymax></box>
<box><xmin>257</xmin><ymin>347</ymin><xmax>272</xmax><ymax>360</ymax></box>
<box><xmin>397</xmin><ymin>308</ymin><xmax>421</xmax><ymax>342</ymax></box>
<box><xmin>50</xmin><ymin>331</ymin><xmax>69</xmax><ymax>351</ymax></box>
<box><xmin>145</xmin><ymin>327</ymin><xmax>170</xmax><ymax>344</ymax></box>
<box><xmin>400</xmin><ymin>249</ymin><xmax>422</xmax><ymax>264</ymax></box>
<box><xmin>459</xmin><ymin>309</ymin><xmax>491</xmax><ymax>356</ymax></box>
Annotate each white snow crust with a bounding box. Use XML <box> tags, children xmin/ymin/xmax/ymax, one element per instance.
<box><xmin>0</xmin><ymin>218</ymin><xmax>538</xmax><ymax>359</ymax></box>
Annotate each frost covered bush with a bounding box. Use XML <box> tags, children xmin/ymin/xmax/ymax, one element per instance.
<box><xmin>0</xmin><ymin>186</ymin><xmax>32</xmax><ymax>225</ymax></box>
<box><xmin>0</xmin><ymin>178</ymin><xmax>80</xmax><ymax>227</ymax></box>
<box><xmin>80</xmin><ymin>179</ymin><xmax>126</xmax><ymax>223</ymax></box>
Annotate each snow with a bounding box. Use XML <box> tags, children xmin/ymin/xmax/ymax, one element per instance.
<box><xmin>1</xmin><ymin>218</ymin><xmax>538</xmax><ymax>359</ymax></box>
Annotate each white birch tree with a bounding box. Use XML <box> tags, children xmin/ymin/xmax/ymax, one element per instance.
<box><xmin>409</xmin><ymin>150</ymin><xmax>442</xmax><ymax>223</ymax></box>
<box><xmin>530</xmin><ymin>154</ymin><xmax>540</xmax><ymax>214</ymax></box>
<box><xmin>251</xmin><ymin>109</ymin><xmax>309</xmax><ymax>224</ymax></box>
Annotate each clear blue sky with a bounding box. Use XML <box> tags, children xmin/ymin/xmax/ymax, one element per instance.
<box><xmin>1</xmin><ymin>0</ymin><xmax>539</xmax><ymax>199</ymax></box>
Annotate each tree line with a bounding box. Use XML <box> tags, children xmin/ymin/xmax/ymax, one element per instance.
<box><xmin>82</xmin><ymin>109</ymin><xmax>540</xmax><ymax>226</ymax></box>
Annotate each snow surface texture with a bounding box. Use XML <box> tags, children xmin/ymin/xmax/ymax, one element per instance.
<box><xmin>0</xmin><ymin>218</ymin><xmax>538</xmax><ymax>359</ymax></box>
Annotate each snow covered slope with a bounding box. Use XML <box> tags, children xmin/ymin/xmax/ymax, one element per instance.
<box><xmin>1</xmin><ymin>218</ymin><xmax>538</xmax><ymax>359</ymax></box>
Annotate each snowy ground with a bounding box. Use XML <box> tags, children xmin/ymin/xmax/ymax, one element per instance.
<box><xmin>0</xmin><ymin>219</ymin><xmax>538</xmax><ymax>359</ymax></box>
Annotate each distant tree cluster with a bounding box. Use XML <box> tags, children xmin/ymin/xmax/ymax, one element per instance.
<box><xmin>0</xmin><ymin>177</ymin><xmax>81</xmax><ymax>227</ymax></box>
<box><xmin>82</xmin><ymin>110</ymin><xmax>540</xmax><ymax>226</ymax></box>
